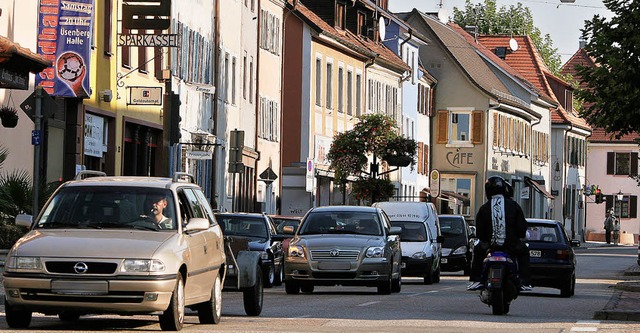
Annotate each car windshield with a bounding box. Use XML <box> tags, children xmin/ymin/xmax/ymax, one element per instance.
<box><xmin>275</xmin><ymin>219</ymin><xmax>300</xmax><ymax>234</ymax></box>
<box><xmin>36</xmin><ymin>187</ymin><xmax>177</xmax><ymax>231</ymax></box>
<box><xmin>216</xmin><ymin>216</ymin><xmax>268</xmax><ymax>239</ymax></box>
<box><xmin>299</xmin><ymin>211</ymin><xmax>382</xmax><ymax>236</ymax></box>
<box><xmin>439</xmin><ymin>217</ymin><xmax>466</xmax><ymax>246</ymax></box>
<box><xmin>526</xmin><ymin>224</ymin><xmax>560</xmax><ymax>243</ymax></box>
<box><xmin>392</xmin><ymin>221</ymin><xmax>428</xmax><ymax>242</ymax></box>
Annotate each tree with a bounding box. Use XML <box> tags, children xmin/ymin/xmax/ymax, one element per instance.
<box><xmin>575</xmin><ymin>0</ymin><xmax>640</xmax><ymax>138</ymax></box>
<box><xmin>328</xmin><ymin>114</ymin><xmax>417</xmax><ymax>203</ymax></box>
<box><xmin>452</xmin><ymin>0</ymin><xmax>562</xmax><ymax>74</ymax></box>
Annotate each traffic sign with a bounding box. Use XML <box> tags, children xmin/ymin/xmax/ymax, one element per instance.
<box><xmin>430</xmin><ymin>169</ymin><xmax>441</xmax><ymax>198</ymax></box>
<box><xmin>31</xmin><ymin>130</ymin><xmax>42</xmax><ymax>146</ymax></box>
<box><xmin>20</xmin><ymin>89</ymin><xmax>57</xmax><ymax>121</ymax></box>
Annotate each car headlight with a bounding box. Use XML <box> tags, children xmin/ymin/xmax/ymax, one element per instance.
<box><xmin>121</xmin><ymin>259</ymin><xmax>165</xmax><ymax>272</ymax></box>
<box><xmin>5</xmin><ymin>256</ymin><xmax>43</xmax><ymax>271</ymax></box>
<box><xmin>411</xmin><ymin>252</ymin><xmax>427</xmax><ymax>260</ymax></box>
<box><xmin>288</xmin><ymin>245</ymin><xmax>305</xmax><ymax>258</ymax></box>
<box><xmin>366</xmin><ymin>247</ymin><xmax>384</xmax><ymax>258</ymax></box>
<box><xmin>452</xmin><ymin>246</ymin><xmax>468</xmax><ymax>255</ymax></box>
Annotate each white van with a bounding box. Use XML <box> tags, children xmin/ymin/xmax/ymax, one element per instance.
<box><xmin>372</xmin><ymin>201</ymin><xmax>442</xmax><ymax>284</ymax></box>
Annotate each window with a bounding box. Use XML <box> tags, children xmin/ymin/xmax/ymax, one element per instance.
<box><xmin>357</xmin><ymin>11</ymin><xmax>366</xmax><ymax>36</ymax></box>
<box><xmin>315</xmin><ymin>58</ymin><xmax>322</xmax><ymax>107</ymax></box>
<box><xmin>232</xmin><ymin>57</ymin><xmax>237</xmax><ymax>104</ymax></box>
<box><xmin>223</xmin><ymin>53</ymin><xmax>229</xmax><ymax>102</ymax></box>
<box><xmin>243</xmin><ymin>53</ymin><xmax>247</xmax><ymax>100</ymax></box>
<box><xmin>326</xmin><ymin>62</ymin><xmax>333</xmax><ymax>109</ymax></box>
<box><xmin>260</xmin><ymin>10</ymin><xmax>281</xmax><ymax>55</ymax></box>
<box><xmin>347</xmin><ymin>70</ymin><xmax>353</xmax><ymax>116</ymax></box>
<box><xmin>122</xmin><ymin>28</ymin><xmax>131</xmax><ymax>68</ymax></box>
<box><xmin>606</xmin><ymin>195</ymin><xmax>638</xmax><ymax>219</ymax></box>
<box><xmin>138</xmin><ymin>29</ymin><xmax>148</xmax><ymax>73</ymax></box>
<box><xmin>338</xmin><ymin>66</ymin><xmax>344</xmax><ymax>113</ymax></box>
<box><xmin>356</xmin><ymin>73</ymin><xmax>362</xmax><ymax>116</ymax></box>
<box><xmin>249</xmin><ymin>57</ymin><xmax>254</xmax><ymax>103</ymax></box>
<box><xmin>451</xmin><ymin>112</ymin><xmax>470</xmax><ymax>142</ymax></box>
<box><xmin>103</xmin><ymin>0</ymin><xmax>113</xmax><ymax>55</ymax></box>
<box><xmin>336</xmin><ymin>3</ymin><xmax>346</xmax><ymax>29</ymax></box>
<box><xmin>607</xmin><ymin>152</ymin><xmax>638</xmax><ymax>175</ymax></box>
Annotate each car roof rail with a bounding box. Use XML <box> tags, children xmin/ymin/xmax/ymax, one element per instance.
<box><xmin>75</xmin><ymin>170</ymin><xmax>107</xmax><ymax>180</ymax></box>
<box><xmin>173</xmin><ymin>172</ymin><xmax>196</xmax><ymax>184</ymax></box>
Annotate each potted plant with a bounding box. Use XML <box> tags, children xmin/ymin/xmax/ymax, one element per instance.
<box><xmin>0</xmin><ymin>106</ymin><xmax>19</xmax><ymax>128</ymax></box>
<box><xmin>382</xmin><ymin>136</ymin><xmax>417</xmax><ymax>168</ymax></box>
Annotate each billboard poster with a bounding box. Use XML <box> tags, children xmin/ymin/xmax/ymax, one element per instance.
<box><xmin>36</xmin><ymin>0</ymin><xmax>94</xmax><ymax>98</ymax></box>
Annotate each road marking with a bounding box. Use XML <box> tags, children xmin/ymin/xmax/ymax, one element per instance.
<box><xmin>407</xmin><ymin>292</ymin><xmax>432</xmax><ymax>297</ymax></box>
<box><xmin>575</xmin><ymin>320</ymin><xmax>600</xmax><ymax>325</ymax></box>
<box><xmin>294</xmin><ymin>314</ymin><xmax>312</xmax><ymax>318</ymax></box>
<box><xmin>357</xmin><ymin>301</ymin><xmax>380</xmax><ymax>307</ymax></box>
<box><xmin>570</xmin><ymin>328</ymin><xmax>597</xmax><ymax>332</ymax></box>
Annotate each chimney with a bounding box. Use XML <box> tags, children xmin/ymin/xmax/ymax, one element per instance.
<box><xmin>579</xmin><ymin>38</ymin><xmax>586</xmax><ymax>49</ymax></box>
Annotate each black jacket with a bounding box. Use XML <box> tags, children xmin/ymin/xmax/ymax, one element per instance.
<box><xmin>475</xmin><ymin>196</ymin><xmax>527</xmax><ymax>249</ymax></box>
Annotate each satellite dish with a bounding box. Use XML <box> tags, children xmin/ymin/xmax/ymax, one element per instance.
<box><xmin>378</xmin><ymin>16</ymin><xmax>386</xmax><ymax>41</ymax></box>
<box><xmin>437</xmin><ymin>8</ymin><xmax>449</xmax><ymax>24</ymax></box>
<box><xmin>509</xmin><ymin>38</ymin><xmax>519</xmax><ymax>51</ymax></box>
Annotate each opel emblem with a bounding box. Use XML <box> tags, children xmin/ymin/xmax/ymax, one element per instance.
<box><xmin>74</xmin><ymin>262</ymin><xmax>89</xmax><ymax>274</ymax></box>
<box><xmin>329</xmin><ymin>249</ymin><xmax>340</xmax><ymax>257</ymax></box>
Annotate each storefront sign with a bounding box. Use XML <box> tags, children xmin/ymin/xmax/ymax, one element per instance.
<box><xmin>84</xmin><ymin>113</ymin><xmax>105</xmax><ymax>157</ymax></box>
<box><xmin>0</xmin><ymin>67</ymin><xmax>28</xmax><ymax>90</ymax></box>
<box><xmin>446</xmin><ymin>151</ymin><xmax>474</xmax><ymax>168</ymax></box>
<box><xmin>314</xmin><ymin>135</ymin><xmax>331</xmax><ymax>166</ymax></box>
<box><xmin>430</xmin><ymin>169</ymin><xmax>441</xmax><ymax>198</ymax></box>
<box><xmin>186</xmin><ymin>150</ymin><xmax>213</xmax><ymax>160</ymax></box>
<box><xmin>520</xmin><ymin>187</ymin><xmax>530</xmax><ymax>199</ymax></box>
<box><xmin>128</xmin><ymin>87</ymin><xmax>162</xmax><ymax>105</ymax></box>
<box><xmin>117</xmin><ymin>34</ymin><xmax>179</xmax><ymax>47</ymax></box>
<box><xmin>36</xmin><ymin>0</ymin><xmax>94</xmax><ymax>98</ymax></box>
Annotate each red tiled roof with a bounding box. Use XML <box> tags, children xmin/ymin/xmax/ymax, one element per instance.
<box><xmin>291</xmin><ymin>1</ymin><xmax>409</xmax><ymax>73</ymax></box>
<box><xmin>0</xmin><ymin>35</ymin><xmax>51</xmax><ymax>73</ymax></box>
<box><xmin>477</xmin><ymin>35</ymin><xmax>591</xmax><ymax>132</ymax></box>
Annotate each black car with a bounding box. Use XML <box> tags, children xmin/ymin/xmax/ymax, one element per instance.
<box><xmin>438</xmin><ymin>215</ymin><xmax>473</xmax><ymax>275</ymax></box>
<box><xmin>215</xmin><ymin>213</ymin><xmax>284</xmax><ymax>288</ymax></box>
<box><xmin>525</xmin><ymin>218</ymin><xmax>580</xmax><ymax>297</ymax></box>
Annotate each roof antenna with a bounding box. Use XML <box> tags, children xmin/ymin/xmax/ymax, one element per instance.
<box><xmin>508</xmin><ymin>16</ymin><xmax>519</xmax><ymax>52</ymax></box>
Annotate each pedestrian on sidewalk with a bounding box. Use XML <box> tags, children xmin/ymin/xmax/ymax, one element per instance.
<box><xmin>603</xmin><ymin>209</ymin><xmax>615</xmax><ymax>244</ymax></box>
<box><xmin>613</xmin><ymin>216</ymin><xmax>620</xmax><ymax>245</ymax></box>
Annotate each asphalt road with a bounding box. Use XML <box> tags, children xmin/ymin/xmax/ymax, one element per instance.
<box><xmin>1</xmin><ymin>244</ymin><xmax>638</xmax><ymax>332</ymax></box>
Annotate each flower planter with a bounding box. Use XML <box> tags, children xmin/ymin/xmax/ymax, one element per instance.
<box><xmin>385</xmin><ymin>155</ymin><xmax>412</xmax><ymax>167</ymax></box>
<box><xmin>1</xmin><ymin>115</ymin><xmax>18</xmax><ymax>128</ymax></box>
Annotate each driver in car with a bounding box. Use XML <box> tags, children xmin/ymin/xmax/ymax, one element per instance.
<box><xmin>144</xmin><ymin>194</ymin><xmax>173</xmax><ymax>229</ymax></box>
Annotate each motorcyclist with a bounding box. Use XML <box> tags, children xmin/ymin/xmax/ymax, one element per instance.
<box><xmin>467</xmin><ymin>176</ymin><xmax>531</xmax><ymax>291</ymax></box>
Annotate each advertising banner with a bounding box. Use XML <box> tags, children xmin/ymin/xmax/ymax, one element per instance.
<box><xmin>36</xmin><ymin>0</ymin><xmax>95</xmax><ymax>98</ymax></box>
<box><xmin>84</xmin><ymin>113</ymin><xmax>105</xmax><ymax>157</ymax></box>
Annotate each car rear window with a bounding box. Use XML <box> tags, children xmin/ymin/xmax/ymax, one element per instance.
<box><xmin>217</xmin><ymin>216</ymin><xmax>268</xmax><ymax>239</ymax></box>
<box><xmin>526</xmin><ymin>225</ymin><xmax>559</xmax><ymax>242</ymax></box>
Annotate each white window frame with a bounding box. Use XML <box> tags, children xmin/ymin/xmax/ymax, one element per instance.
<box><xmin>315</xmin><ymin>55</ymin><xmax>322</xmax><ymax>107</ymax></box>
<box><xmin>447</xmin><ymin>108</ymin><xmax>474</xmax><ymax>147</ymax></box>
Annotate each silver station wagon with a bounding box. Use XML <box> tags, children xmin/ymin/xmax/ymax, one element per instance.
<box><xmin>3</xmin><ymin>172</ymin><xmax>226</xmax><ymax>331</ymax></box>
<box><xmin>282</xmin><ymin>206</ymin><xmax>402</xmax><ymax>294</ymax></box>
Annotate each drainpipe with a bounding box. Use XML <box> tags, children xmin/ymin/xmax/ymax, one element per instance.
<box><xmin>563</xmin><ymin>121</ymin><xmax>574</xmax><ymax>238</ymax></box>
<box><xmin>211</xmin><ymin>0</ymin><xmax>220</xmax><ymax>210</ymax></box>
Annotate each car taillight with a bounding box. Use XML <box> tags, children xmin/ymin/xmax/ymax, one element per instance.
<box><xmin>556</xmin><ymin>249</ymin><xmax>571</xmax><ymax>260</ymax></box>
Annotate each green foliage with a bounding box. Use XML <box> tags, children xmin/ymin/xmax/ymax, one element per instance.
<box><xmin>0</xmin><ymin>219</ymin><xmax>28</xmax><ymax>249</ymax></box>
<box><xmin>328</xmin><ymin>114</ymin><xmax>417</xmax><ymax>183</ymax></box>
<box><xmin>351</xmin><ymin>178</ymin><xmax>395</xmax><ymax>203</ymax></box>
<box><xmin>452</xmin><ymin>0</ymin><xmax>562</xmax><ymax>74</ymax></box>
<box><xmin>0</xmin><ymin>145</ymin><xmax>7</xmax><ymax>171</ymax></box>
<box><xmin>575</xmin><ymin>0</ymin><xmax>640</xmax><ymax>138</ymax></box>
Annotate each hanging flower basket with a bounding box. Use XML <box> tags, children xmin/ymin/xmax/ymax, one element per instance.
<box><xmin>385</xmin><ymin>154</ymin><xmax>413</xmax><ymax>167</ymax></box>
<box><xmin>0</xmin><ymin>106</ymin><xmax>19</xmax><ymax>128</ymax></box>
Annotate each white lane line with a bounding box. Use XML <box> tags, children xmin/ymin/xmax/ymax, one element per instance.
<box><xmin>357</xmin><ymin>301</ymin><xmax>380</xmax><ymax>307</ymax></box>
<box><xmin>570</xmin><ymin>328</ymin><xmax>597</xmax><ymax>332</ymax></box>
<box><xmin>407</xmin><ymin>291</ymin><xmax>433</xmax><ymax>297</ymax></box>
<box><xmin>575</xmin><ymin>320</ymin><xmax>600</xmax><ymax>325</ymax></box>
<box><xmin>294</xmin><ymin>314</ymin><xmax>312</xmax><ymax>318</ymax></box>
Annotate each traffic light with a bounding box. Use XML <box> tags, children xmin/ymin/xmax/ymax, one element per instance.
<box><xmin>168</xmin><ymin>92</ymin><xmax>181</xmax><ymax>144</ymax></box>
<box><xmin>594</xmin><ymin>188</ymin><xmax>603</xmax><ymax>204</ymax></box>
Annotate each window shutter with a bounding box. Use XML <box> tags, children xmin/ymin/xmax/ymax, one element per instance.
<box><xmin>437</xmin><ymin>110</ymin><xmax>448</xmax><ymax>144</ymax></box>
<box><xmin>428</xmin><ymin>86</ymin><xmax>436</xmax><ymax>117</ymax></box>
<box><xmin>631</xmin><ymin>152</ymin><xmax>638</xmax><ymax>176</ymax></box>
<box><xmin>492</xmin><ymin>113</ymin><xmax>498</xmax><ymax>147</ymax></box>
<box><xmin>424</xmin><ymin>144</ymin><xmax>429</xmax><ymax>174</ymax></box>
<box><xmin>605</xmin><ymin>195</ymin><xmax>613</xmax><ymax>212</ymax></box>
<box><xmin>631</xmin><ymin>196</ymin><xmax>638</xmax><ymax>218</ymax></box>
<box><xmin>417</xmin><ymin>142</ymin><xmax>424</xmax><ymax>174</ymax></box>
<box><xmin>607</xmin><ymin>152</ymin><xmax>614</xmax><ymax>174</ymax></box>
<box><xmin>472</xmin><ymin>110</ymin><xmax>483</xmax><ymax>144</ymax></box>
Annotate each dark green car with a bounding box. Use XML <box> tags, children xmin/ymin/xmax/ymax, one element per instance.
<box><xmin>282</xmin><ymin>206</ymin><xmax>402</xmax><ymax>295</ymax></box>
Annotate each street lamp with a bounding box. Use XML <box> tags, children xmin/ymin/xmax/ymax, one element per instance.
<box><xmin>616</xmin><ymin>190</ymin><xmax>624</xmax><ymax>217</ymax></box>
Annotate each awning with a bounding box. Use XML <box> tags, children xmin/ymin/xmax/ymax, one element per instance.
<box><xmin>0</xmin><ymin>35</ymin><xmax>52</xmax><ymax>90</ymax></box>
<box><xmin>525</xmin><ymin>177</ymin><xmax>555</xmax><ymax>199</ymax></box>
<box><xmin>441</xmin><ymin>190</ymin><xmax>470</xmax><ymax>204</ymax></box>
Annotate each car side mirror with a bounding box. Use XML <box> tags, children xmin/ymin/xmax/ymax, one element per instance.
<box><xmin>281</xmin><ymin>225</ymin><xmax>295</xmax><ymax>235</ymax></box>
<box><xmin>15</xmin><ymin>214</ymin><xmax>33</xmax><ymax>228</ymax></box>
<box><xmin>436</xmin><ymin>235</ymin><xmax>445</xmax><ymax>243</ymax></box>
<box><xmin>184</xmin><ymin>218</ymin><xmax>209</xmax><ymax>232</ymax></box>
<box><xmin>570</xmin><ymin>239</ymin><xmax>581</xmax><ymax>247</ymax></box>
<box><xmin>389</xmin><ymin>226</ymin><xmax>402</xmax><ymax>235</ymax></box>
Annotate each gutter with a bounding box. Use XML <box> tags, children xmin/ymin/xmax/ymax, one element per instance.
<box><xmin>211</xmin><ymin>0</ymin><xmax>221</xmax><ymax>210</ymax></box>
<box><xmin>399</xmin><ymin>29</ymin><xmax>413</xmax><ymax>82</ymax></box>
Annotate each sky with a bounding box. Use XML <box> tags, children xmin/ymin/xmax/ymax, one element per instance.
<box><xmin>388</xmin><ymin>0</ymin><xmax>614</xmax><ymax>64</ymax></box>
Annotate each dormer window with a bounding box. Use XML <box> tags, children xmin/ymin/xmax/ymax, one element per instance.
<box><xmin>357</xmin><ymin>11</ymin><xmax>366</xmax><ymax>36</ymax></box>
<box><xmin>336</xmin><ymin>3</ymin><xmax>346</xmax><ymax>30</ymax></box>
<box><xmin>495</xmin><ymin>47</ymin><xmax>507</xmax><ymax>59</ymax></box>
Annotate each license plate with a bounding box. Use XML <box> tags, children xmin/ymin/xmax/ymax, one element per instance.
<box><xmin>529</xmin><ymin>250</ymin><xmax>541</xmax><ymax>258</ymax></box>
<box><xmin>440</xmin><ymin>258</ymin><xmax>448</xmax><ymax>264</ymax></box>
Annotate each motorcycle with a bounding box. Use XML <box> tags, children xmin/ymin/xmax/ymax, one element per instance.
<box><xmin>478</xmin><ymin>250</ymin><xmax>519</xmax><ymax>315</ymax></box>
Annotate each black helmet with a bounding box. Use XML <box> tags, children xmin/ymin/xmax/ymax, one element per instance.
<box><xmin>485</xmin><ymin>176</ymin><xmax>507</xmax><ymax>198</ymax></box>
<box><xmin>505</xmin><ymin>181</ymin><xmax>513</xmax><ymax>198</ymax></box>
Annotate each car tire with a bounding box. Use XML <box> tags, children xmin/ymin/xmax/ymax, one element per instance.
<box><xmin>263</xmin><ymin>263</ymin><xmax>275</xmax><ymax>288</ymax></box>
<box><xmin>198</xmin><ymin>274</ymin><xmax>222</xmax><ymax>324</ymax></box>
<box><xmin>424</xmin><ymin>266</ymin><xmax>434</xmax><ymax>285</ymax></box>
<box><xmin>159</xmin><ymin>275</ymin><xmax>185</xmax><ymax>331</ymax></box>
<box><xmin>243</xmin><ymin>265</ymin><xmax>263</xmax><ymax>316</ymax></box>
<box><xmin>391</xmin><ymin>275</ymin><xmax>402</xmax><ymax>293</ymax></box>
<box><xmin>58</xmin><ymin>311</ymin><xmax>81</xmax><ymax>322</ymax></box>
<box><xmin>433</xmin><ymin>266</ymin><xmax>441</xmax><ymax>283</ymax></box>
<box><xmin>285</xmin><ymin>281</ymin><xmax>300</xmax><ymax>294</ymax></box>
<box><xmin>273</xmin><ymin>263</ymin><xmax>284</xmax><ymax>286</ymax></box>
<box><xmin>463</xmin><ymin>263</ymin><xmax>471</xmax><ymax>276</ymax></box>
<box><xmin>5</xmin><ymin>298</ymin><xmax>32</xmax><ymax>329</ymax></box>
<box><xmin>377</xmin><ymin>277</ymin><xmax>392</xmax><ymax>295</ymax></box>
<box><xmin>560</xmin><ymin>274</ymin><xmax>576</xmax><ymax>298</ymax></box>
<box><xmin>300</xmin><ymin>284</ymin><xmax>314</xmax><ymax>293</ymax></box>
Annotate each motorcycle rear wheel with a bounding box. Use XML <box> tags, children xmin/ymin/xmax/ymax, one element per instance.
<box><xmin>491</xmin><ymin>289</ymin><xmax>506</xmax><ymax>315</ymax></box>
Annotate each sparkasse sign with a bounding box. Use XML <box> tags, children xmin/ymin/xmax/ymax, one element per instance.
<box><xmin>117</xmin><ymin>34</ymin><xmax>179</xmax><ymax>47</ymax></box>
